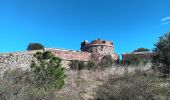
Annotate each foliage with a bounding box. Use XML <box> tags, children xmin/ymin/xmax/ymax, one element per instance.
<box><xmin>86</xmin><ymin>60</ymin><xmax>96</xmax><ymax>70</ymax></box>
<box><xmin>153</xmin><ymin>32</ymin><xmax>170</xmax><ymax>76</ymax></box>
<box><xmin>30</xmin><ymin>51</ymin><xmax>66</xmax><ymax>89</ymax></box>
<box><xmin>69</xmin><ymin>55</ymin><xmax>113</xmax><ymax>70</ymax></box>
<box><xmin>133</xmin><ymin>48</ymin><xmax>150</xmax><ymax>52</ymax></box>
<box><xmin>0</xmin><ymin>68</ymin><xmax>56</xmax><ymax>100</ymax></box>
<box><xmin>98</xmin><ymin>55</ymin><xmax>113</xmax><ymax>69</ymax></box>
<box><xmin>122</xmin><ymin>55</ymin><xmax>150</xmax><ymax>66</ymax></box>
<box><xmin>69</xmin><ymin>60</ymin><xmax>85</xmax><ymax>70</ymax></box>
<box><xmin>95</xmin><ymin>70</ymin><xmax>169</xmax><ymax>100</ymax></box>
<box><xmin>27</xmin><ymin>43</ymin><xmax>44</xmax><ymax>51</ymax></box>
<box><xmin>123</xmin><ymin>55</ymin><xmax>141</xmax><ymax>66</ymax></box>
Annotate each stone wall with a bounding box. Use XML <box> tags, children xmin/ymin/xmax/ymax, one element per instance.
<box><xmin>0</xmin><ymin>51</ymin><xmax>34</xmax><ymax>74</ymax></box>
<box><xmin>81</xmin><ymin>45</ymin><xmax>114</xmax><ymax>55</ymax></box>
<box><xmin>46</xmin><ymin>48</ymin><xmax>91</xmax><ymax>61</ymax></box>
<box><xmin>0</xmin><ymin>49</ymin><xmax>91</xmax><ymax>71</ymax></box>
<box><xmin>0</xmin><ymin>47</ymin><xmax>118</xmax><ymax>72</ymax></box>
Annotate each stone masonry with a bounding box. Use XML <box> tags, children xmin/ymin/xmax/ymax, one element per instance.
<box><xmin>0</xmin><ymin>39</ymin><xmax>118</xmax><ymax>70</ymax></box>
<box><xmin>81</xmin><ymin>38</ymin><xmax>118</xmax><ymax>60</ymax></box>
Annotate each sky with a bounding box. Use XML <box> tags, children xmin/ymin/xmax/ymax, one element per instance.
<box><xmin>0</xmin><ymin>0</ymin><xmax>170</xmax><ymax>56</ymax></box>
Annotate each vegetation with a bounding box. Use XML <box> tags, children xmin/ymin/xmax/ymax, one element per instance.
<box><xmin>133</xmin><ymin>47</ymin><xmax>150</xmax><ymax>52</ymax></box>
<box><xmin>86</xmin><ymin>60</ymin><xmax>96</xmax><ymax>70</ymax></box>
<box><xmin>1</xmin><ymin>67</ymin><xmax>169</xmax><ymax>100</ymax></box>
<box><xmin>153</xmin><ymin>32</ymin><xmax>170</xmax><ymax>76</ymax></box>
<box><xmin>30</xmin><ymin>51</ymin><xmax>66</xmax><ymax>89</ymax></box>
<box><xmin>98</xmin><ymin>55</ymin><xmax>113</xmax><ymax>69</ymax></box>
<box><xmin>122</xmin><ymin>55</ymin><xmax>149</xmax><ymax>66</ymax></box>
<box><xmin>1</xmin><ymin>32</ymin><xmax>170</xmax><ymax>100</ymax></box>
<box><xmin>69</xmin><ymin>60</ymin><xmax>86</xmax><ymax>70</ymax></box>
<box><xmin>27</xmin><ymin>43</ymin><xmax>44</xmax><ymax>51</ymax></box>
<box><xmin>122</xmin><ymin>55</ymin><xmax>141</xmax><ymax>66</ymax></box>
<box><xmin>69</xmin><ymin>55</ymin><xmax>113</xmax><ymax>71</ymax></box>
<box><xmin>0</xmin><ymin>68</ymin><xmax>57</xmax><ymax>100</ymax></box>
<box><xmin>95</xmin><ymin>69</ymin><xmax>170</xmax><ymax>100</ymax></box>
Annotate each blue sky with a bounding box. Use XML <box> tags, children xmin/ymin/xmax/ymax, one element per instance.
<box><xmin>0</xmin><ymin>0</ymin><xmax>170</xmax><ymax>56</ymax></box>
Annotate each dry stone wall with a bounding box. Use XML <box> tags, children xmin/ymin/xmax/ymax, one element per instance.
<box><xmin>0</xmin><ymin>51</ymin><xmax>35</xmax><ymax>74</ymax></box>
<box><xmin>47</xmin><ymin>48</ymin><xmax>91</xmax><ymax>61</ymax></box>
<box><xmin>81</xmin><ymin>45</ymin><xmax>114</xmax><ymax>55</ymax></box>
<box><xmin>0</xmin><ymin>52</ymin><xmax>34</xmax><ymax>68</ymax></box>
<box><xmin>0</xmin><ymin>47</ymin><xmax>117</xmax><ymax>72</ymax></box>
<box><xmin>0</xmin><ymin>49</ymin><xmax>91</xmax><ymax>71</ymax></box>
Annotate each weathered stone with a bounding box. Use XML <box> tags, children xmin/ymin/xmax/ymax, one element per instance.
<box><xmin>0</xmin><ymin>39</ymin><xmax>118</xmax><ymax>70</ymax></box>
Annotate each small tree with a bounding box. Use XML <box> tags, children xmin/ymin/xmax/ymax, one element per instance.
<box><xmin>69</xmin><ymin>60</ymin><xmax>85</xmax><ymax>70</ymax></box>
<box><xmin>27</xmin><ymin>43</ymin><xmax>44</xmax><ymax>51</ymax></box>
<box><xmin>153</xmin><ymin>32</ymin><xmax>170</xmax><ymax>76</ymax></box>
<box><xmin>30</xmin><ymin>51</ymin><xmax>66</xmax><ymax>89</ymax></box>
<box><xmin>98</xmin><ymin>55</ymin><xmax>113</xmax><ymax>69</ymax></box>
<box><xmin>133</xmin><ymin>48</ymin><xmax>149</xmax><ymax>52</ymax></box>
<box><xmin>86</xmin><ymin>60</ymin><xmax>96</xmax><ymax>70</ymax></box>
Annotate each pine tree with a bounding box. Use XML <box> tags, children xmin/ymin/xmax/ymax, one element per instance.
<box><xmin>27</xmin><ymin>43</ymin><xmax>44</xmax><ymax>51</ymax></box>
<box><xmin>30</xmin><ymin>51</ymin><xmax>66</xmax><ymax>89</ymax></box>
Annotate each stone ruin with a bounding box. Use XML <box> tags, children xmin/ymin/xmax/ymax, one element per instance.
<box><xmin>0</xmin><ymin>39</ymin><xmax>118</xmax><ymax>70</ymax></box>
<box><xmin>81</xmin><ymin>38</ymin><xmax>118</xmax><ymax>61</ymax></box>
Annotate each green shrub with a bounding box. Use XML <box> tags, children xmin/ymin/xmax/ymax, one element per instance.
<box><xmin>123</xmin><ymin>55</ymin><xmax>141</xmax><ymax>66</ymax></box>
<box><xmin>86</xmin><ymin>60</ymin><xmax>96</xmax><ymax>70</ymax></box>
<box><xmin>133</xmin><ymin>48</ymin><xmax>150</xmax><ymax>52</ymax></box>
<box><xmin>98</xmin><ymin>55</ymin><xmax>113</xmax><ymax>69</ymax></box>
<box><xmin>153</xmin><ymin>32</ymin><xmax>170</xmax><ymax>76</ymax></box>
<box><xmin>122</xmin><ymin>55</ymin><xmax>149</xmax><ymax>66</ymax></box>
<box><xmin>69</xmin><ymin>60</ymin><xmax>85</xmax><ymax>70</ymax></box>
<box><xmin>27</xmin><ymin>43</ymin><xmax>44</xmax><ymax>51</ymax></box>
<box><xmin>30</xmin><ymin>51</ymin><xmax>66</xmax><ymax>89</ymax></box>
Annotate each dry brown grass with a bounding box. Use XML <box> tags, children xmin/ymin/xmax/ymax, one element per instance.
<box><xmin>1</xmin><ymin>65</ymin><xmax>169</xmax><ymax>100</ymax></box>
<box><xmin>57</xmin><ymin>66</ymin><xmax>153</xmax><ymax>100</ymax></box>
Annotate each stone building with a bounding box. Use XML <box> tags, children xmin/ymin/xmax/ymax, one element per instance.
<box><xmin>81</xmin><ymin>38</ymin><xmax>118</xmax><ymax>61</ymax></box>
<box><xmin>0</xmin><ymin>38</ymin><xmax>118</xmax><ymax>70</ymax></box>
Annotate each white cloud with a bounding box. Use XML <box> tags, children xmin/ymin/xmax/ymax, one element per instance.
<box><xmin>161</xmin><ymin>16</ymin><xmax>170</xmax><ymax>25</ymax></box>
<box><xmin>162</xmin><ymin>22</ymin><xmax>169</xmax><ymax>25</ymax></box>
<box><xmin>161</xmin><ymin>16</ymin><xmax>170</xmax><ymax>21</ymax></box>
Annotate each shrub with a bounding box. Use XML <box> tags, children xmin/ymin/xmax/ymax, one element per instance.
<box><xmin>98</xmin><ymin>55</ymin><xmax>113</xmax><ymax>69</ymax></box>
<box><xmin>69</xmin><ymin>60</ymin><xmax>85</xmax><ymax>70</ymax></box>
<box><xmin>86</xmin><ymin>60</ymin><xmax>96</xmax><ymax>70</ymax></box>
<box><xmin>0</xmin><ymin>68</ymin><xmax>56</xmax><ymax>100</ymax></box>
<box><xmin>27</xmin><ymin>43</ymin><xmax>44</xmax><ymax>51</ymax></box>
<box><xmin>95</xmin><ymin>70</ymin><xmax>169</xmax><ymax>100</ymax></box>
<box><xmin>30</xmin><ymin>51</ymin><xmax>66</xmax><ymax>89</ymax></box>
<box><xmin>122</xmin><ymin>55</ymin><xmax>149</xmax><ymax>66</ymax></box>
<box><xmin>153</xmin><ymin>32</ymin><xmax>170</xmax><ymax>76</ymax></box>
<box><xmin>123</xmin><ymin>55</ymin><xmax>141</xmax><ymax>66</ymax></box>
<box><xmin>133</xmin><ymin>48</ymin><xmax>150</xmax><ymax>52</ymax></box>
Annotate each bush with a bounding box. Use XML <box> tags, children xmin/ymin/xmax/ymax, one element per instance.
<box><xmin>95</xmin><ymin>70</ymin><xmax>169</xmax><ymax>100</ymax></box>
<box><xmin>69</xmin><ymin>60</ymin><xmax>85</xmax><ymax>70</ymax></box>
<box><xmin>30</xmin><ymin>51</ymin><xmax>66</xmax><ymax>89</ymax></box>
<box><xmin>122</xmin><ymin>55</ymin><xmax>149</xmax><ymax>66</ymax></box>
<box><xmin>27</xmin><ymin>43</ymin><xmax>44</xmax><ymax>51</ymax></box>
<box><xmin>133</xmin><ymin>48</ymin><xmax>150</xmax><ymax>52</ymax></box>
<box><xmin>98</xmin><ymin>55</ymin><xmax>113</xmax><ymax>69</ymax></box>
<box><xmin>123</xmin><ymin>55</ymin><xmax>141</xmax><ymax>66</ymax></box>
<box><xmin>153</xmin><ymin>32</ymin><xmax>170</xmax><ymax>76</ymax></box>
<box><xmin>0</xmin><ymin>68</ymin><xmax>56</xmax><ymax>100</ymax></box>
<box><xmin>86</xmin><ymin>60</ymin><xmax>96</xmax><ymax>70</ymax></box>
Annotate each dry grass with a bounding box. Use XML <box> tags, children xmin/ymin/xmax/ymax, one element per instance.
<box><xmin>1</xmin><ymin>65</ymin><xmax>169</xmax><ymax>100</ymax></box>
<box><xmin>57</xmin><ymin>66</ymin><xmax>153</xmax><ymax>100</ymax></box>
